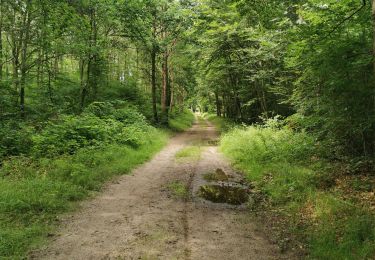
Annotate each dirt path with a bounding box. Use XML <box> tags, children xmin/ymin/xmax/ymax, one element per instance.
<box><xmin>32</xmin><ymin>118</ymin><xmax>284</xmax><ymax>260</ymax></box>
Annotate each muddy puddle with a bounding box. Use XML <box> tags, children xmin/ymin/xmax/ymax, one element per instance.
<box><xmin>207</xmin><ymin>140</ymin><xmax>219</xmax><ymax>146</ymax></box>
<box><xmin>197</xmin><ymin>168</ymin><xmax>251</xmax><ymax>206</ymax></box>
<box><xmin>199</xmin><ymin>184</ymin><xmax>249</xmax><ymax>205</ymax></box>
<box><xmin>191</xmin><ymin>139</ymin><xmax>219</xmax><ymax>147</ymax></box>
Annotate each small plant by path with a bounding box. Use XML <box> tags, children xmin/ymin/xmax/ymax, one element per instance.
<box><xmin>167</xmin><ymin>181</ymin><xmax>190</xmax><ymax>200</ymax></box>
<box><xmin>175</xmin><ymin>146</ymin><xmax>202</xmax><ymax>162</ymax></box>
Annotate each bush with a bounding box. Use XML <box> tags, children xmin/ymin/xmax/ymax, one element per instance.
<box><xmin>32</xmin><ymin>115</ymin><xmax>124</xmax><ymax>157</ymax></box>
<box><xmin>32</xmin><ymin>102</ymin><xmax>150</xmax><ymax>157</ymax></box>
<box><xmin>83</xmin><ymin>102</ymin><xmax>116</xmax><ymax>118</ymax></box>
<box><xmin>0</xmin><ymin>122</ymin><xmax>34</xmax><ymax>159</ymax></box>
<box><xmin>221</xmin><ymin>125</ymin><xmax>315</xmax><ymax>166</ymax></box>
<box><xmin>83</xmin><ymin>101</ymin><xmax>147</xmax><ymax>125</ymax></box>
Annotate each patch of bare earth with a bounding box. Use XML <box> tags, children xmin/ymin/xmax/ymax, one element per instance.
<box><xmin>30</xmin><ymin>118</ymin><xmax>290</xmax><ymax>260</ymax></box>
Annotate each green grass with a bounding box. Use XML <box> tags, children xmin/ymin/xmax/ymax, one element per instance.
<box><xmin>168</xmin><ymin>109</ymin><xmax>195</xmax><ymax>132</ymax></box>
<box><xmin>204</xmin><ymin>114</ymin><xmax>235</xmax><ymax>133</ymax></box>
<box><xmin>197</xmin><ymin>114</ymin><xmax>208</xmax><ymax>126</ymax></box>
<box><xmin>220</xmin><ymin>126</ymin><xmax>375</xmax><ymax>259</ymax></box>
<box><xmin>0</xmin><ymin>129</ymin><xmax>168</xmax><ymax>259</ymax></box>
<box><xmin>175</xmin><ymin>146</ymin><xmax>202</xmax><ymax>161</ymax></box>
<box><xmin>167</xmin><ymin>181</ymin><xmax>189</xmax><ymax>200</ymax></box>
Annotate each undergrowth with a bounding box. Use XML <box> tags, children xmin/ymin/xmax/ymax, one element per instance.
<box><xmin>168</xmin><ymin>109</ymin><xmax>195</xmax><ymax>132</ymax></box>
<box><xmin>220</xmin><ymin>121</ymin><xmax>375</xmax><ymax>259</ymax></box>
<box><xmin>204</xmin><ymin>114</ymin><xmax>235</xmax><ymax>133</ymax></box>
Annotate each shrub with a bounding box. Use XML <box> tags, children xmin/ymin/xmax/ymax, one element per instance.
<box><xmin>32</xmin><ymin>115</ymin><xmax>124</xmax><ymax>157</ymax></box>
<box><xmin>84</xmin><ymin>101</ymin><xmax>146</xmax><ymax>125</ymax></box>
<box><xmin>113</xmin><ymin>107</ymin><xmax>147</xmax><ymax>125</ymax></box>
<box><xmin>32</xmin><ymin>102</ymin><xmax>151</xmax><ymax>157</ymax></box>
<box><xmin>118</xmin><ymin>124</ymin><xmax>153</xmax><ymax>148</ymax></box>
<box><xmin>221</xmin><ymin>126</ymin><xmax>315</xmax><ymax>166</ymax></box>
<box><xmin>83</xmin><ymin>102</ymin><xmax>116</xmax><ymax>119</ymax></box>
<box><xmin>0</xmin><ymin>122</ymin><xmax>34</xmax><ymax>159</ymax></box>
<box><xmin>168</xmin><ymin>109</ymin><xmax>195</xmax><ymax>132</ymax></box>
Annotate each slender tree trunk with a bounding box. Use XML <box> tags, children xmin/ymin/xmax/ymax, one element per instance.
<box><xmin>20</xmin><ymin>0</ymin><xmax>32</xmax><ymax>118</ymax></box>
<box><xmin>255</xmin><ymin>80</ymin><xmax>268</xmax><ymax>119</ymax></box>
<box><xmin>161</xmin><ymin>49</ymin><xmax>169</xmax><ymax>122</ymax></box>
<box><xmin>53</xmin><ymin>56</ymin><xmax>59</xmax><ymax>79</ymax></box>
<box><xmin>81</xmin><ymin>7</ymin><xmax>96</xmax><ymax>110</ymax></box>
<box><xmin>151</xmin><ymin>45</ymin><xmax>158</xmax><ymax>123</ymax></box>
<box><xmin>91</xmin><ymin>8</ymin><xmax>99</xmax><ymax>99</ymax></box>
<box><xmin>47</xmin><ymin>64</ymin><xmax>53</xmax><ymax>103</ymax></box>
<box><xmin>373</xmin><ymin>0</ymin><xmax>375</xmax><ymax>77</ymax></box>
<box><xmin>79</xmin><ymin>58</ymin><xmax>86</xmax><ymax>110</ymax></box>
<box><xmin>215</xmin><ymin>90</ymin><xmax>221</xmax><ymax>116</ymax></box>
<box><xmin>10</xmin><ymin>6</ymin><xmax>20</xmax><ymax>108</ymax></box>
<box><xmin>222</xmin><ymin>93</ymin><xmax>226</xmax><ymax>118</ymax></box>
<box><xmin>12</xmin><ymin>45</ymin><xmax>19</xmax><ymax>98</ymax></box>
<box><xmin>372</xmin><ymin>0</ymin><xmax>375</xmax><ymax>153</ymax></box>
<box><xmin>37</xmin><ymin>49</ymin><xmax>42</xmax><ymax>87</ymax></box>
<box><xmin>81</xmin><ymin>57</ymin><xmax>91</xmax><ymax>110</ymax></box>
<box><xmin>0</xmin><ymin>0</ymin><xmax>3</xmax><ymax>81</ymax></box>
<box><xmin>169</xmin><ymin>63</ymin><xmax>174</xmax><ymax>113</ymax></box>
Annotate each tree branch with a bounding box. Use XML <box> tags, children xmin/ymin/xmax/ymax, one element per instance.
<box><xmin>321</xmin><ymin>0</ymin><xmax>366</xmax><ymax>41</ymax></box>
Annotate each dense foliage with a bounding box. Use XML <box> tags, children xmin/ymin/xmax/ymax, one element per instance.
<box><xmin>193</xmin><ymin>0</ymin><xmax>375</xmax><ymax>159</ymax></box>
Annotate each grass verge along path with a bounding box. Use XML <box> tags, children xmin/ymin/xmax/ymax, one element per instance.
<box><xmin>220</xmin><ymin>126</ymin><xmax>375</xmax><ymax>259</ymax></box>
<box><xmin>0</xmin><ymin>130</ymin><xmax>167</xmax><ymax>259</ymax></box>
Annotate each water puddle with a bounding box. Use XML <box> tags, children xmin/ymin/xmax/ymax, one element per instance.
<box><xmin>207</xmin><ymin>140</ymin><xmax>219</xmax><ymax>146</ymax></box>
<box><xmin>191</xmin><ymin>139</ymin><xmax>219</xmax><ymax>147</ymax></box>
<box><xmin>198</xmin><ymin>184</ymin><xmax>249</xmax><ymax>205</ymax></box>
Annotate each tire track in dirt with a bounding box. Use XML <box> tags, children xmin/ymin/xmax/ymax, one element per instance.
<box><xmin>182</xmin><ymin>168</ymin><xmax>194</xmax><ymax>259</ymax></box>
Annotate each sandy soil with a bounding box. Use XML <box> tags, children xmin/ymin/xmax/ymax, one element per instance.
<box><xmin>31</xmin><ymin>118</ymin><xmax>286</xmax><ymax>260</ymax></box>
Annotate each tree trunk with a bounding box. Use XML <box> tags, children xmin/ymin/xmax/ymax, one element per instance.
<box><xmin>90</xmin><ymin>8</ymin><xmax>99</xmax><ymax>99</ymax></box>
<box><xmin>12</xmin><ymin>45</ymin><xmax>19</xmax><ymax>100</ymax></box>
<box><xmin>372</xmin><ymin>0</ymin><xmax>375</xmax><ymax>153</ymax></box>
<box><xmin>79</xmin><ymin>58</ymin><xmax>86</xmax><ymax>110</ymax></box>
<box><xmin>161</xmin><ymin>50</ymin><xmax>169</xmax><ymax>123</ymax></box>
<box><xmin>161</xmin><ymin>52</ymin><xmax>167</xmax><ymax>113</ymax></box>
<box><xmin>0</xmin><ymin>0</ymin><xmax>3</xmax><ymax>81</ymax></box>
<box><xmin>373</xmin><ymin>0</ymin><xmax>375</xmax><ymax>77</ymax></box>
<box><xmin>151</xmin><ymin>45</ymin><xmax>158</xmax><ymax>123</ymax></box>
<box><xmin>222</xmin><ymin>93</ymin><xmax>226</xmax><ymax>118</ymax></box>
<box><xmin>81</xmin><ymin>57</ymin><xmax>91</xmax><ymax>110</ymax></box>
<box><xmin>169</xmin><ymin>63</ymin><xmax>174</xmax><ymax>113</ymax></box>
<box><xmin>19</xmin><ymin>0</ymin><xmax>32</xmax><ymax>118</ymax></box>
<box><xmin>215</xmin><ymin>90</ymin><xmax>221</xmax><ymax>116</ymax></box>
<box><xmin>10</xmin><ymin>6</ymin><xmax>20</xmax><ymax>108</ymax></box>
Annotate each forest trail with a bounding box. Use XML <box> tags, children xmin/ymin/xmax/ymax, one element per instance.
<box><xmin>31</xmin><ymin>118</ymin><xmax>283</xmax><ymax>260</ymax></box>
